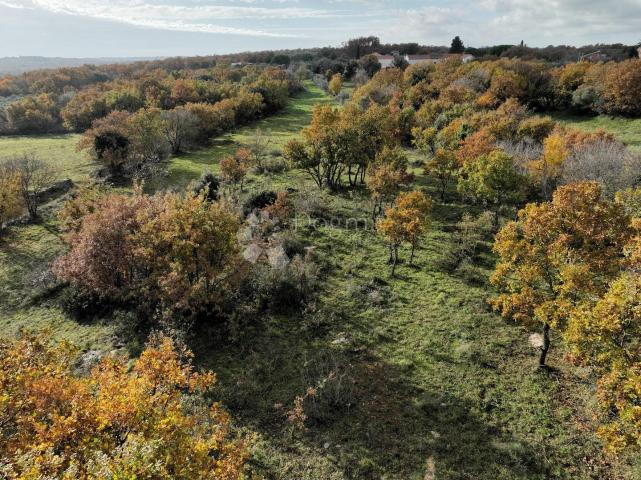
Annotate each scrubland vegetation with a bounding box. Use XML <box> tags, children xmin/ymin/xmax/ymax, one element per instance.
<box><xmin>2</xmin><ymin>38</ymin><xmax>641</xmax><ymax>479</ymax></box>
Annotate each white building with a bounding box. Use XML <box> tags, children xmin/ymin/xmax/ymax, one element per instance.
<box><xmin>373</xmin><ymin>52</ymin><xmax>474</xmax><ymax>68</ymax></box>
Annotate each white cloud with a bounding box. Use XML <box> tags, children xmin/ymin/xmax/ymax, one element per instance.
<box><xmin>480</xmin><ymin>0</ymin><xmax>641</xmax><ymax>41</ymax></box>
<box><xmin>0</xmin><ymin>0</ymin><xmax>337</xmax><ymax>36</ymax></box>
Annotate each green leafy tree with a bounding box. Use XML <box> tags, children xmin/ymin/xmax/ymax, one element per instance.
<box><xmin>458</xmin><ymin>150</ymin><xmax>528</xmax><ymax>223</ymax></box>
<box><xmin>450</xmin><ymin>36</ymin><xmax>465</xmax><ymax>54</ymax></box>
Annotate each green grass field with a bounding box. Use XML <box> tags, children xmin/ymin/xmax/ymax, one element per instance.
<box><xmin>0</xmin><ymin>133</ymin><xmax>95</xmax><ymax>183</ymax></box>
<box><xmin>552</xmin><ymin>113</ymin><xmax>641</xmax><ymax>152</ymax></box>
<box><xmin>153</xmin><ymin>83</ymin><xmax>332</xmax><ymax>191</ymax></box>
<box><xmin>1</xmin><ymin>86</ymin><xmax>640</xmax><ymax>478</ymax></box>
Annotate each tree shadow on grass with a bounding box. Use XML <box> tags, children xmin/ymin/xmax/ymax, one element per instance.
<box><xmin>188</xmin><ymin>315</ymin><xmax>548</xmax><ymax>480</ymax></box>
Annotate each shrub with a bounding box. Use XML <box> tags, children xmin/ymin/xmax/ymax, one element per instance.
<box><xmin>243</xmin><ymin>190</ymin><xmax>277</xmax><ymax>216</ymax></box>
<box><xmin>58</xmin><ymin>285</ymin><xmax>108</xmax><ymax>320</ymax></box>
<box><xmin>441</xmin><ymin>211</ymin><xmax>494</xmax><ymax>271</ymax></box>
<box><xmin>54</xmin><ymin>190</ymin><xmax>241</xmax><ymax>322</ymax></box>
<box><xmin>0</xmin><ymin>332</ymin><xmax>251</xmax><ymax>478</ymax></box>
<box><xmin>192</xmin><ymin>171</ymin><xmax>220</xmax><ymax>201</ymax></box>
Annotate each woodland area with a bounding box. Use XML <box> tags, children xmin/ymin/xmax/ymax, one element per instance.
<box><xmin>2</xmin><ymin>37</ymin><xmax>641</xmax><ymax>479</ymax></box>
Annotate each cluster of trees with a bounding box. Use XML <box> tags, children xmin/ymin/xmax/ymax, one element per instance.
<box><xmin>355</xmin><ymin>56</ymin><xmax>641</xmax><ymax>116</ymax></box>
<box><xmin>283</xmin><ymin>103</ymin><xmax>400</xmax><ymax>190</ymax></box>
<box><xmin>284</xmin><ymin>51</ymin><xmax>641</xmax><ymax>455</ymax></box>
<box><xmin>52</xmin><ymin>178</ymin><xmax>319</xmax><ymax>327</ymax></box>
<box><xmin>0</xmin><ymin>65</ymin><xmax>300</xmax><ymax>137</ymax></box>
<box><xmin>0</xmin><ymin>331</ymin><xmax>250</xmax><ymax>478</ymax></box>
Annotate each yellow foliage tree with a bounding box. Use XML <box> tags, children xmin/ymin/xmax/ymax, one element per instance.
<box><xmin>328</xmin><ymin>73</ymin><xmax>343</xmax><ymax>96</ymax></box>
<box><xmin>0</xmin><ymin>332</ymin><xmax>251</xmax><ymax>479</ymax></box>
<box><xmin>527</xmin><ymin>131</ymin><xmax>568</xmax><ymax>199</ymax></box>
<box><xmin>0</xmin><ymin>162</ymin><xmax>24</xmax><ymax>229</ymax></box>
<box><xmin>377</xmin><ymin>190</ymin><xmax>432</xmax><ymax>275</ymax></box>
<box><xmin>491</xmin><ymin>182</ymin><xmax>632</xmax><ymax>367</ymax></box>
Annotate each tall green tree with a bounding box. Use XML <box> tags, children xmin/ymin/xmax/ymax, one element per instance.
<box><xmin>450</xmin><ymin>36</ymin><xmax>465</xmax><ymax>54</ymax></box>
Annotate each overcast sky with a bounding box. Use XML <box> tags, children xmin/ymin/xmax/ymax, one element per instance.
<box><xmin>1</xmin><ymin>0</ymin><xmax>640</xmax><ymax>58</ymax></box>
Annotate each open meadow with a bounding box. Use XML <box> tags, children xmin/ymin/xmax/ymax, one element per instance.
<box><xmin>552</xmin><ymin>114</ymin><xmax>641</xmax><ymax>152</ymax></box>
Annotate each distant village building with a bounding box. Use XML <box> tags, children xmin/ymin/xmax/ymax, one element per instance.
<box><xmin>372</xmin><ymin>53</ymin><xmax>395</xmax><ymax>68</ymax></box>
<box><xmin>579</xmin><ymin>51</ymin><xmax>609</xmax><ymax>63</ymax></box>
<box><xmin>638</xmin><ymin>46</ymin><xmax>641</xmax><ymax>59</ymax></box>
<box><xmin>405</xmin><ymin>53</ymin><xmax>475</xmax><ymax>65</ymax></box>
<box><xmin>373</xmin><ymin>52</ymin><xmax>474</xmax><ymax>69</ymax></box>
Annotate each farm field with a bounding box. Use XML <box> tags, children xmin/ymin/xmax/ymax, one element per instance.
<box><xmin>552</xmin><ymin>113</ymin><xmax>641</xmax><ymax>152</ymax></box>
<box><xmin>1</xmin><ymin>83</ymin><xmax>638</xmax><ymax>479</ymax></box>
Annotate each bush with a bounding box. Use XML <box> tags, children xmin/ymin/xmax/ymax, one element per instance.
<box><xmin>252</xmin><ymin>253</ymin><xmax>320</xmax><ymax>313</ymax></box>
<box><xmin>299</xmin><ymin>348</ymin><xmax>356</xmax><ymax>424</ymax></box>
<box><xmin>243</xmin><ymin>190</ymin><xmax>277</xmax><ymax>216</ymax></box>
<box><xmin>192</xmin><ymin>171</ymin><xmax>220</xmax><ymax>201</ymax></box>
<box><xmin>255</xmin><ymin>157</ymin><xmax>289</xmax><ymax>175</ymax></box>
<box><xmin>58</xmin><ymin>285</ymin><xmax>109</xmax><ymax>321</ymax></box>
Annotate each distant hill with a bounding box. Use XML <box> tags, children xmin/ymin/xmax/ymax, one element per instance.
<box><xmin>0</xmin><ymin>56</ymin><xmax>158</xmax><ymax>75</ymax></box>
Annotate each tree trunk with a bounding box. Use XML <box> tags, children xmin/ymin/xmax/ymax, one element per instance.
<box><xmin>539</xmin><ymin>323</ymin><xmax>551</xmax><ymax>368</ymax></box>
<box><xmin>409</xmin><ymin>243</ymin><xmax>416</xmax><ymax>265</ymax></box>
<box><xmin>390</xmin><ymin>245</ymin><xmax>399</xmax><ymax>277</ymax></box>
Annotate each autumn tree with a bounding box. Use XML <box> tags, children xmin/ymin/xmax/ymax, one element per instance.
<box><xmin>368</xmin><ymin>146</ymin><xmax>412</xmax><ymax>222</ymax></box>
<box><xmin>79</xmin><ymin>110</ymin><xmax>133</xmax><ymax>175</ymax></box>
<box><xmin>220</xmin><ymin>148</ymin><xmax>251</xmax><ymax>192</ymax></box>
<box><xmin>328</xmin><ymin>73</ymin><xmax>343</xmax><ymax>96</ymax></box>
<box><xmin>424</xmin><ymin>148</ymin><xmax>458</xmax><ymax>201</ymax></box>
<box><xmin>285</xmin><ymin>104</ymin><xmax>396</xmax><ymax>190</ymax></box>
<box><xmin>54</xmin><ymin>189</ymin><xmax>240</xmax><ymax>320</ymax></box>
<box><xmin>517</xmin><ymin>116</ymin><xmax>556</xmax><ymax>143</ymax></box>
<box><xmin>455</xmin><ymin>129</ymin><xmax>496</xmax><ymax>166</ymax></box>
<box><xmin>602</xmin><ymin>59</ymin><xmax>641</xmax><ymax>116</ymax></box>
<box><xmin>526</xmin><ymin>130</ymin><xmax>568</xmax><ymax>199</ymax></box>
<box><xmin>491</xmin><ymin>182</ymin><xmax>632</xmax><ymax>367</ymax></box>
<box><xmin>396</xmin><ymin>190</ymin><xmax>432</xmax><ymax>265</ymax></box>
<box><xmin>127</xmin><ymin>107</ymin><xmax>170</xmax><ymax>177</ymax></box>
<box><xmin>0</xmin><ymin>332</ymin><xmax>250</xmax><ymax>478</ymax></box>
<box><xmin>0</xmin><ymin>161</ymin><xmax>24</xmax><ymax>228</ymax></box>
<box><xmin>458</xmin><ymin>149</ymin><xmax>528</xmax><ymax>223</ymax></box>
<box><xmin>160</xmin><ymin>107</ymin><xmax>199</xmax><ymax>155</ymax></box>
<box><xmin>5</xmin><ymin>154</ymin><xmax>56</xmax><ymax>220</ymax></box>
<box><xmin>4</xmin><ymin>93</ymin><xmax>61</xmax><ymax>134</ymax></box>
<box><xmin>377</xmin><ymin>190</ymin><xmax>432</xmax><ymax>275</ymax></box>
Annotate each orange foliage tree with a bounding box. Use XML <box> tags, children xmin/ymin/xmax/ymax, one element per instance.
<box><xmin>490</xmin><ymin>182</ymin><xmax>632</xmax><ymax>367</ymax></box>
<box><xmin>377</xmin><ymin>190</ymin><xmax>432</xmax><ymax>275</ymax></box>
<box><xmin>220</xmin><ymin>148</ymin><xmax>252</xmax><ymax>192</ymax></box>
<box><xmin>0</xmin><ymin>332</ymin><xmax>250</xmax><ymax>479</ymax></box>
<box><xmin>54</xmin><ymin>188</ymin><xmax>240</xmax><ymax>320</ymax></box>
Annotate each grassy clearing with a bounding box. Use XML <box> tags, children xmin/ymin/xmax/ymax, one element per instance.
<box><xmin>0</xmin><ymin>220</ymin><xmax>116</xmax><ymax>351</ymax></box>
<box><xmin>552</xmin><ymin>113</ymin><xmax>641</xmax><ymax>152</ymax></box>
<box><xmin>1</xmin><ymin>85</ymin><xmax>639</xmax><ymax>478</ymax></box>
<box><xmin>153</xmin><ymin>83</ymin><xmax>333</xmax><ymax>191</ymax></box>
<box><xmin>191</xmin><ymin>175</ymin><xmax>636</xmax><ymax>479</ymax></box>
<box><xmin>0</xmin><ymin>133</ymin><xmax>95</xmax><ymax>183</ymax></box>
